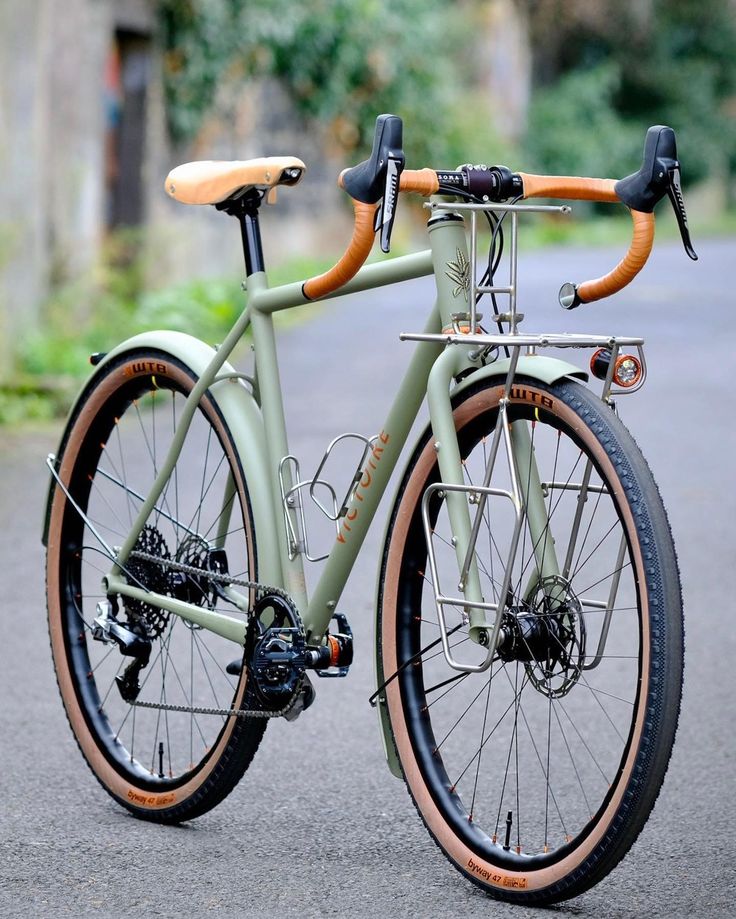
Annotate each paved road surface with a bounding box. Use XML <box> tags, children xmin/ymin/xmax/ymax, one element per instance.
<box><xmin>1</xmin><ymin>237</ymin><xmax>734</xmax><ymax>917</ymax></box>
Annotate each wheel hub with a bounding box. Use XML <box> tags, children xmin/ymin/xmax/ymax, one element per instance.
<box><xmin>497</xmin><ymin>575</ymin><xmax>586</xmax><ymax>698</ymax></box>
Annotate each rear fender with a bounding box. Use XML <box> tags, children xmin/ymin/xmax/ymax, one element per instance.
<box><xmin>42</xmin><ymin>331</ymin><xmax>282</xmax><ymax>589</ymax></box>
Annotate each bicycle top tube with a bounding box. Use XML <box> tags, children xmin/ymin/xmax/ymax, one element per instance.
<box><xmin>164</xmin><ymin>115</ymin><xmax>697</xmax><ymax>309</ymax></box>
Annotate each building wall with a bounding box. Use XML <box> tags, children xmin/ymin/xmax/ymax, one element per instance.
<box><xmin>0</xmin><ymin>1</ymin><xmax>528</xmax><ymax>381</ymax></box>
<box><xmin>0</xmin><ymin>0</ymin><xmax>113</xmax><ymax>376</ymax></box>
<box><xmin>0</xmin><ymin>1</ymin><xmax>52</xmax><ymax>372</ymax></box>
<box><xmin>0</xmin><ymin>0</ymin><xmax>353</xmax><ymax>381</ymax></box>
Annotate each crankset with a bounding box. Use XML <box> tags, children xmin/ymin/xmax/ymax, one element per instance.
<box><xmin>245</xmin><ymin>593</ymin><xmax>310</xmax><ymax>711</ymax></box>
<box><xmin>242</xmin><ymin>598</ymin><xmax>354</xmax><ymax>713</ymax></box>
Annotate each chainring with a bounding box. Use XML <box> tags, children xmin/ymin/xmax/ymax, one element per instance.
<box><xmin>245</xmin><ymin>593</ymin><xmax>307</xmax><ymax>712</ymax></box>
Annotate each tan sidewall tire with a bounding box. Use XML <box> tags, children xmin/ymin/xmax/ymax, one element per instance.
<box><xmin>47</xmin><ymin>355</ymin><xmax>256</xmax><ymax>814</ymax></box>
<box><xmin>380</xmin><ymin>382</ymin><xmax>651</xmax><ymax>896</ymax></box>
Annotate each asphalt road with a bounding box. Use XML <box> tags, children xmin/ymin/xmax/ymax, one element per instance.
<box><xmin>1</xmin><ymin>236</ymin><xmax>734</xmax><ymax>918</ymax></box>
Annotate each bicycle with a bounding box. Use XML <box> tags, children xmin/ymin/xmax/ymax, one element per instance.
<box><xmin>44</xmin><ymin>114</ymin><xmax>695</xmax><ymax>904</ymax></box>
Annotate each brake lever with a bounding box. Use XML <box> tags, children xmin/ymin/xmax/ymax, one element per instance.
<box><xmin>666</xmin><ymin>164</ymin><xmax>698</xmax><ymax>260</ymax></box>
<box><xmin>374</xmin><ymin>152</ymin><xmax>404</xmax><ymax>253</ymax></box>
<box><xmin>615</xmin><ymin>125</ymin><xmax>698</xmax><ymax>262</ymax></box>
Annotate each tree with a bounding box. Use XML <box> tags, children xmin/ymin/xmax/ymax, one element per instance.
<box><xmin>523</xmin><ymin>0</ymin><xmax>736</xmax><ymax>186</ymax></box>
<box><xmin>158</xmin><ymin>0</ymin><xmax>491</xmax><ymax>167</ymax></box>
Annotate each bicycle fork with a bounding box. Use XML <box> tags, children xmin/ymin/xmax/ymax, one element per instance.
<box><xmin>424</xmin><ymin>345</ymin><xmax>563</xmax><ymax>673</ymax></box>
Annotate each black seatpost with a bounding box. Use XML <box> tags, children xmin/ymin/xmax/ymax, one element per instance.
<box><xmin>216</xmin><ymin>190</ymin><xmax>265</xmax><ymax>276</ymax></box>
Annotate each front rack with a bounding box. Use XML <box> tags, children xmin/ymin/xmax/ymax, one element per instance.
<box><xmin>401</xmin><ymin>201</ymin><xmax>649</xmax><ymax>672</ymax></box>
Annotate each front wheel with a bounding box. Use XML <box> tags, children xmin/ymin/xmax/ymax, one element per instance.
<box><xmin>378</xmin><ymin>376</ymin><xmax>683</xmax><ymax>904</ymax></box>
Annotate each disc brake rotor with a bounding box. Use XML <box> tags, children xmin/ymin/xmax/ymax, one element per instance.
<box><xmin>524</xmin><ymin>575</ymin><xmax>586</xmax><ymax>698</ymax></box>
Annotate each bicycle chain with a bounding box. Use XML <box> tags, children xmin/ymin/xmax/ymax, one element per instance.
<box><xmin>124</xmin><ymin>549</ymin><xmax>301</xmax><ymax>720</ymax></box>
<box><xmin>128</xmin><ymin>692</ymin><xmax>300</xmax><ymax>720</ymax></box>
<box><xmin>128</xmin><ymin>549</ymin><xmax>291</xmax><ymax>601</ymax></box>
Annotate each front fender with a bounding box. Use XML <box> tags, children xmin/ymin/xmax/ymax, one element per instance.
<box><xmin>42</xmin><ymin>331</ymin><xmax>282</xmax><ymax>589</ymax></box>
<box><xmin>373</xmin><ymin>352</ymin><xmax>588</xmax><ymax>778</ymax></box>
<box><xmin>453</xmin><ymin>353</ymin><xmax>587</xmax><ymax>397</ymax></box>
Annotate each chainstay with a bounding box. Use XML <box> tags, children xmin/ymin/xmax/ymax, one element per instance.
<box><xmin>126</xmin><ymin>549</ymin><xmax>302</xmax><ymax>719</ymax></box>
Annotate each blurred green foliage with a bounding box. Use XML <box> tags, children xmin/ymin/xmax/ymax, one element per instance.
<box><xmin>18</xmin><ymin>279</ymin><xmax>243</xmax><ymax>380</ymax></box>
<box><xmin>1</xmin><ymin>268</ymin><xmax>244</xmax><ymax>423</ymax></box>
<box><xmin>526</xmin><ymin>0</ymin><xmax>736</xmax><ymax>185</ymax></box>
<box><xmin>158</xmin><ymin>0</ymin><xmax>505</xmax><ymax>167</ymax></box>
<box><xmin>527</xmin><ymin>64</ymin><xmax>643</xmax><ymax>181</ymax></box>
<box><xmin>0</xmin><ymin>239</ymin><xmax>338</xmax><ymax>424</ymax></box>
<box><xmin>159</xmin><ymin>0</ymin><xmax>734</xmax><ymax>185</ymax></box>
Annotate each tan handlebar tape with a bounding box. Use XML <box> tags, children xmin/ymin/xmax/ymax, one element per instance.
<box><xmin>337</xmin><ymin>167</ymin><xmax>440</xmax><ymax>197</ymax></box>
<box><xmin>302</xmin><ymin>198</ymin><xmax>378</xmax><ymax>300</ymax></box>
<box><xmin>518</xmin><ymin>173</ymin><xmax>619</xmax><ymax>202</ymax></box>
<box><xmin>519</xmin><ymin>173</ymin><xmax>654</xmax><ymax>302</ymax></box>
<box><xmin>304</xmin><ymin>168</ymin><xmax>439</xmax><ymax>300</ymax></box>
<box><xmin>399</xmin><ymin>168</ymin><xmax>440</xmax><ymax>196</ymax></box>
<box><xmin>577</xmin><ymin>210</ymin><xmax>655</xmax><ymax>303</ymax></box>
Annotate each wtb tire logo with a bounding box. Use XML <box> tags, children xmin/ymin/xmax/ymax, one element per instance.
<box><xmin>510</xmin><ymin>387</ymin><xmax>553</xmax><ymax>409</ymax></box>
<box><xmin>124</xmin><ymin>361</ymin><xmax>168</xmax><ymax>378</ymax></box>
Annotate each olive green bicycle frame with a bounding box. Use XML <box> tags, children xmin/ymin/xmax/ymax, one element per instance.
<box><xmin>102</xmin><ymin>212</ymin><xmax>564</xmax><ymax>654</ymax></box>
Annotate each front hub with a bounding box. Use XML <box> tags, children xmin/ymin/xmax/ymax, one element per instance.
<box><xmin>497</xmin><ymin>576</ymin><xmax>586</xmax><ymax>697</ymax></box>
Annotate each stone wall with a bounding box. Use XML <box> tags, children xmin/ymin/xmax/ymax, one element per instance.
<box><xmin>1</xmin><ymin>0</ymin><xmax>116</xmax><ymax>376</ymax></box>
<box><xmin>0</xmin><ymin>0</ymin><xmax>353</xmax><ymax>379</ymax></box>
<box><xmin>0</xmin><ymin>0</ymin><xmax>529</xmax><ymax>380</ymax></box>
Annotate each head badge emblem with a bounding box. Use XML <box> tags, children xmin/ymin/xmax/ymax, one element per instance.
<box><xmin>445</xmin><ymin>248</ymin><xmax>470</xmax><ymax>299</ymax></box>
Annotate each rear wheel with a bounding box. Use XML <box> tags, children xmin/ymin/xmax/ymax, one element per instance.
<box><xmin>378</xmin><ymin>376</ymin><xmax>683</xmax><ymax>903</ymax></box>
<box><xmin>46</xmin><ymin>350</ymin><xmax>265</xmax><ymax>823</ymax></box>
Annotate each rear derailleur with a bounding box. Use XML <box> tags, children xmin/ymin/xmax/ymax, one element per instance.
<box><xmin>92</xmin><ymin>599</ymin><xmax>152</xmax><ymax>703</ymax></box>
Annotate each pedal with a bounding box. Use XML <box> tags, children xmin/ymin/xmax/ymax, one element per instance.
<box><xmin>226</xmin><ymin>656</ymin><xmax>243</xmax><ymax>675</ymax></box>
<box><xmin>311</xmin><ymin>613</ymin><xmax>354</xmax><ymax>679</ymax></box>
<box><xmin>228</xmin><ymin>610</ymin><xmax>353</xmax><ymax>684</ymax></box>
